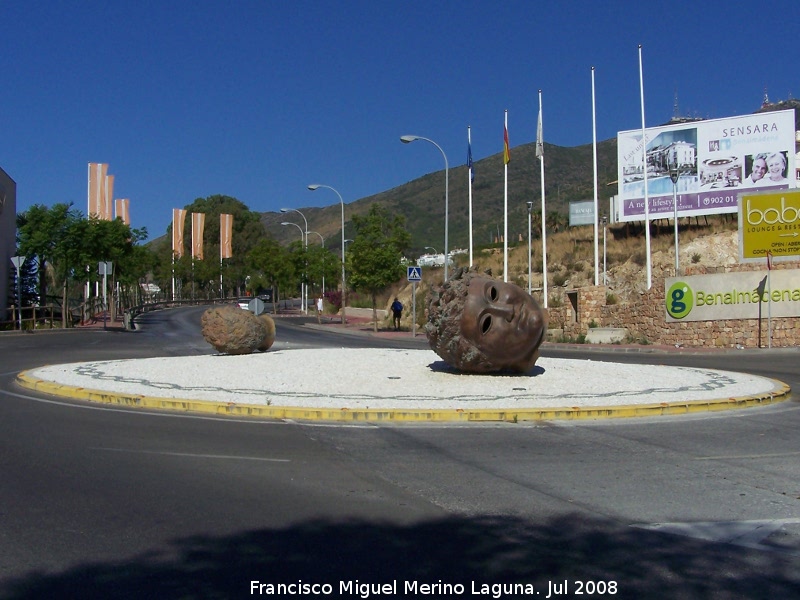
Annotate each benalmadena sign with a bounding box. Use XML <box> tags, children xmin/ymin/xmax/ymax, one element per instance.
<box><xmin>665</xmin><ymin>270</ymin><xmax>800</xmax><ymax>322</ymax></box>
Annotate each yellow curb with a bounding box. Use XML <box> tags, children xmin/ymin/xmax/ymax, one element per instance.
<box><xmin>15</xmin><ymin>371</ymin><xmax>791</xmax><ymax>423</ymax></box>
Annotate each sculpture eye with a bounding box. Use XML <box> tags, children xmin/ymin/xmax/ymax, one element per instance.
<box><xmin>480</xmin><ymin>314</ymin><xmax>492</xmax><ymax>334</ymax></box>
<box><xmin>488</xmin><ymin>286</ymin><xmax>498</xmax><ymax>302</ymax></box>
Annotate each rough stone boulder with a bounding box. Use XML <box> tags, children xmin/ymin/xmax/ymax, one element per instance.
<box><xmin>257</xmin><ymin>314</ymin><xmax>276</xmax><ymax>351</ymax></box>
<box><xmin>201</xmin><ymin>305</ymin><xmax>268</xmax><ymax>355</ymax></box>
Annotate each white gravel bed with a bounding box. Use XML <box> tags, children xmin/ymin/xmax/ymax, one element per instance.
<box><xmin>26</xmin><ymin>348</ymin><xmax>780</xmax><ymax>410</ymax></box>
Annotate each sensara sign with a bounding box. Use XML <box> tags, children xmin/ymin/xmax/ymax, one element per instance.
<box><xmin>739</xmin><ymin>190</ymin><xmax>800</xmax><ymax>262</ymax></box>
<box><xmin>665</xmin><ymin>271</ymin><xmax>800</xmax><ymax>322</ymax></box>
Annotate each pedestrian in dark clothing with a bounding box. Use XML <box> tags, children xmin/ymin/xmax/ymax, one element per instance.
<box><xmin>391</xmin><ymin>298</ymin><xmax>403</xmax><ymax>331</ymax></box>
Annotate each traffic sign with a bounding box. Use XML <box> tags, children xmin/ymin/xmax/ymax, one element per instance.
<box><xmin>407</xmin><ymin>266</ymin><xmax>422</xmax><ymax>282</ymax></box>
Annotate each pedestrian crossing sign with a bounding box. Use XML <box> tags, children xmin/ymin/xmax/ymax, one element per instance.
<box><xmin>407</xmin><ymin>266</ymin><xmax>422</xmax><ymax>282</ymax></box>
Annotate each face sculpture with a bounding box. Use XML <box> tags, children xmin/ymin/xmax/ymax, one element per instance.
<box><xmin>426</xmin><ymin>268</ymin><xmax>547</xmax><ymax>373</ymax></box>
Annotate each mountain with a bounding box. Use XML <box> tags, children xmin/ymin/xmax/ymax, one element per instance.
<box><xmin>263</xmin><ymin>98</ymin><xmax>799</xmax><ymax>255</ymax></box>
<box><xmin>262</xmin><ymin>137</ymin><xmax>619</xmax><ymax>255</ymax></box>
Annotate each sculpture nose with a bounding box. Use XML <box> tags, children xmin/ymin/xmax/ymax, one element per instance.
<box><xmin>489</xmin><ymin>303</ymin><xmax>515</xmax><ymax>322</ymax></box>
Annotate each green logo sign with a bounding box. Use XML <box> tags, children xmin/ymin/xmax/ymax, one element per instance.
<box><xmin>666</xmin><ymin>281</ymin><xmax>694</xmax><ymax>319</ymax></box>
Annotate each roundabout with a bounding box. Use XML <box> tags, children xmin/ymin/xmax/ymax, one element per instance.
<box><xmin>17</xmin><ymin>348</ymin><xmax>790</xmax><ymax>422</ymax></box>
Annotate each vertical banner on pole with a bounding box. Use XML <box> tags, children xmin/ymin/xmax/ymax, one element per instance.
<box><xmin>88</xmin><ymin>163</ymin><xmax>108</xmax><ymax>219</ymax></box>
<box><xmin>191</xmin><ymin>213</ymin><xmax>205</xmax><ymax>260</ymax></box>
<box><xmin>115</xmin><ymin>199</ymin><xmax>131</xmax><ymax>225</ymax></box>
<box><xmin>220</xmin><ymin>214</ymin><xmax>233</xmax><ymax>259</ymax></box>
<box><xmin>172</xmin><ymin>209</ymin><xmax>187</xmax><ymax>258</ymax></box>
<box><xmin>103</xmin><ymin>174</ymin><xmax>114</xmax><ymax>220</ymax></box>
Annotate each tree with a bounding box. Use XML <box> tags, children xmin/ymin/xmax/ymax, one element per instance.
<box><xmin>247</xmin><ymin>237</ymin><xmax>295</xmax><ymax>313</ymax></box>
<box><xmin>348</xmin><ymin>204</ymin><xmax>411</xmax><ymax>331</ymax></box>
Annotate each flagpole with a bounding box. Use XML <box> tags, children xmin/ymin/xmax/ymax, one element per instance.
<box><xmin>592</xmin><ymin>66</ymin><xmax>599</xmax><ymax>286</ymax></box>
<box><xmin>639</xmin><ymin>44</ymin><xmax>652</xmax><ymax>290</ymax></box>
<box><xmin>503</xmin><ymin>109</ymin><xmax>509</xmax><ymax>282</ymax></box>
<box><xmin>468</xmin><ymin>126</ymin><xmax>474</xmax><ymax>267</ymax></box>
<box><xmin>767</xmin><ymin>251</ymin><xmax>773</xmax><ymax>348</ymax></box>
<box><xmin>538</xmin><ymin>90</ymin><xmax>548</xmax><ymax>309</ymax></box>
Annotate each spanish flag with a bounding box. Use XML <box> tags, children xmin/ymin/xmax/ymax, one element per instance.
<box><xmin>503</xmin><ymin>121</ymin><xmax>510</xmax><ymax>165</ymax></box>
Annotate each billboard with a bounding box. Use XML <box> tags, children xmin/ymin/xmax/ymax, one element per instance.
<box><xmin>569</xmin><ymin>200</ymin><xmax>595</xmax><ymax>226</ymax></box>
<box><xmin>617</xmin><ymin>110</ymin><xmax>796</xmax><ymax>223</ymax></box>
<box><xmin>738</xmin><ymin>189</ymin><xmax>800</xmax><ymax>263</ymax></box>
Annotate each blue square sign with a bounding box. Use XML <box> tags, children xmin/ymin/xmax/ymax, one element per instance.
<box><xmin>407</xmin><ymin>266</ymin><xmax>422</xmax><ymax>282</ymax></box>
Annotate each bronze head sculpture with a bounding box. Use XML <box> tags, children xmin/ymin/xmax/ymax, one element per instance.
<box><xmin>425</xmin><ymin>267</ymin><xmax>547</xmax><ymax>373</ymax></box>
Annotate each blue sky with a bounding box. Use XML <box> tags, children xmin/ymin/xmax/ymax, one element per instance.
<box><xmin>2</xmin><ymin>0</ymin><xmax>796</xmax><ymax>241</ymax></box>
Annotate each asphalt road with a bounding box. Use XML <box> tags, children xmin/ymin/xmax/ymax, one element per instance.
<box><xmin>1</xmin><ymin>305</ymin><xmax>799</xmax><ymax>599</ymax></box>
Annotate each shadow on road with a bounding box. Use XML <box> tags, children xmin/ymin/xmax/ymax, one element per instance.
<box><xmin>2</xmin><ymin>513</ymin><xmax>797</xmax><ymax>599</ymax></box>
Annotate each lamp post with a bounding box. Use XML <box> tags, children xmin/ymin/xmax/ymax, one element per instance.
<box><xmin>281</xmin><ymin>220</ymin><xmax>306</xmax><ymax>313</ymax></box>
<box><xmin>308</xmin><ymin>184</ymin><xmax>347</xmax><ymax>325</ymax></box>
<box><xmin>526</xmin><ymin>202</ymin><xmax>533</xmax><ymax>295</ymax></box>
<box><xmin>668</xmin><ymin>159</ymin><xmax>685</xmax><ymax>276</ymax></box>
<box><xmin>424</xmin><ymin>246</ymin><xmax>438</xmax><ymax>266</ymax></box>
<box><xmin>401</xmin><ymin>135</ymin><xmax>449</xmax><ymax>281</ymax></box>
<box><xmin>600</xmin><ymin>216</ymin><xmax>608</xmax><ymax>285</ymax></box>
<box><xmin>308</xmin><ymin>231</ymin><xmax>325</xmax><ymax>295</ymax></box>
<box><xmin>281</xmin><ymin>208</ymin><xmax>309</xmax><ymax>313</ymax></box>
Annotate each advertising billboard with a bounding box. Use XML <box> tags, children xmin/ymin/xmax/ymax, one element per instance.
<box><xmin>738</xmin><ymin>189</ymin><xmax>800</xmax><ymax>263</ymax></box>
<box><xmin>617</xmin><ymin>110</ymin><xmax>796</xmax><ymax>223</ymax></box>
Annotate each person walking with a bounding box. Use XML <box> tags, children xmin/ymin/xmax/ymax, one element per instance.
<box><xmin>391</xmin><ymin>297</ymin><xmax>403</xmax><ymax>331</ymax></box>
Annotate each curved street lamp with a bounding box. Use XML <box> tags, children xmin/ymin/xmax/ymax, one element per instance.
<box><xmin>401</xmin><ymin>135</ymin><xmax>449</xmax><ymax>281</ymax></box>
<box><xmin>308</xmin><ymin>231</ymin><xmax>325</xmax><ymax>295</ymax></box>
<box><xmin>280</xmin><ymin>218</ymin><xmax>307</xmax><ymax>313</ymax></box>
<box><xmin>308</xmin><ymin>184</ymin><xmax>347</xmax><ymax>325</ymax></box>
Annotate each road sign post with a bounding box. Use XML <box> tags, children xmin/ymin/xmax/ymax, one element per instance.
<box><xmin>407</xmin><ymin>266</ymin><xmax>422</xmax><ymax>337</ymax></box>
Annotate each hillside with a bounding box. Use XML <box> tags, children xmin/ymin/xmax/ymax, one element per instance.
<box><xmin>261</xmin><ymin>99</ymin><xmax>799</xmax><ymax>257</ymax></box>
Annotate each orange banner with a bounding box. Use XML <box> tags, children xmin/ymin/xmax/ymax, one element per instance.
<box><xmin>115</xmin><ymin>199</ymin><xmax>130</xmax><ymax>225</ymax></box>
<box><xmin>191</xmin><ymin>212</ymin><xmax>205</xmax><ymax>260</ymax></box>
<box><xmin>103</xmin><ymin>174</ymin><xmax>114</xmax><ymax>220</ymax></box>
<box><xmin>172</xmin><ymin>208</ymin><xmax>187</xmax><ymax>258</ymax></box>
<box><xmin>87</xmin><ymin>163</ymin><xmax>108</xmax><ymax>218</ymax></box>
<box><xmin>220</xmin><ymin>213</ymin><xmax>233</xmax><ymax>259</ymax></box>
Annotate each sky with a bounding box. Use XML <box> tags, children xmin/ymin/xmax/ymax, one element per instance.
<box><xmin>2</xmin><ymin>0</ymin><xmax>797</xmax><ymax>242</ymax></box>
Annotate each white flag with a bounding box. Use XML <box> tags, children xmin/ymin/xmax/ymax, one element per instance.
<box><xmin>536</xmin><ymin>110</ymin><xmax>544</xmax><ymax>159</ymax></box>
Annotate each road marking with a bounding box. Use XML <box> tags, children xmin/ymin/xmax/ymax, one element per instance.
<box><xmin>633</xmin><ymin>518</ymin><xmax>800</xmax><ymax>556</ymax></box>
<box><xmin>92</xmin><ymin>447</ymin><xmax>290</xmax><ymax>462</ymax></box>
<box><xmin>694</xmin><ymin>451</ymin><xmax>800</xmax><ymax>460</ymax></box>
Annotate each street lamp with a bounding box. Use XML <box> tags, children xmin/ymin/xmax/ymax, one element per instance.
<box><xmin>600</xmin><ymin>216</ymin><xmax>608</xmax><ymax>285</ymax></box>
<box><xmin>308</xmin><ymin>184</ymin><xmax>347</xmax><ymax>325</ymax></box>
<box><xmin>526</xmin><ymin>202</ymin><xmax>533</xmax><ymax>295</ymax></box>
<box><xmin>668</xmin><ymin>158</ymin><xmax>687</xmax><ymax>276</ymax></box>
<box><xmin>308</xmin><ymin>231</ymin><xmax>325</xmax><ymax>295</ymax></box>
<box><xmin>401</xmin><ymin>134</ymin><xmax>449</xmax><ymax>281</ymax></box>
<box><xmin>281</xmin><ymin>208</ymin><xmax>309</xmax><ymax>313</ymax></box>
<box><xmin>281</xmin><ymin>220</ymin><xmax>306</xmax><ymax>313</ymax></box>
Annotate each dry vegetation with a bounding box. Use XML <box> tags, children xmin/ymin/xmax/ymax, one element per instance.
<box><xmin>383</xmin><ymin>215</ymin><xmax>740</xmax><ymax>320</ymax></box>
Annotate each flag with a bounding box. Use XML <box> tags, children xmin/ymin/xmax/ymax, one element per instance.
<box><xmin>87</xmin><ymin>163</ymin><xmax>108</xmax><ymax>219</ymax></box>
<box><xmin>172</xmin><ymin>208</ymin><xmax>187</xmax><ymax>258</ymax></box>
<box><xmin>115</xmin><ymin>199</ymin><xmax>130</xmax><ymax>225</ymax></box>
<box><xmin>220</xmin><ymin>213</ymin><xmax>233</xmax><ymax>259</ymax></box>
<box><xmin>536</xmin><ymin>109</ymin><xmax>544</xmax><ymax>159</ymax></box>
<box><xmin>767</xmin><ymin>250</ymin><xmax>773</xmax><ymax>270</ymax></box>
<box><xmin>191</xmin><ymin>212</ymin><xmax>205</xmax><ymax>260</ymax></box>
<box><xmin>103</xmin><ymin>174</ymin><xmax>114</xmax><ymax>220</ymax></box>
<box><xmin>467</xmin><ymin>139</ymin><xmax>474</xmax><ymax>182</ymax></box>
<box><xmin>503</xmin><ymin>122</ymin><xmax>510</xmax><ymax>164</ymax></box>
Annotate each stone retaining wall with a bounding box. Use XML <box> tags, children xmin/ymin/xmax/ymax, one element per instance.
<box><xmin>545</xmin><ymin>261</ymin><xmax>800</xmax><ymax>348</ymax></box>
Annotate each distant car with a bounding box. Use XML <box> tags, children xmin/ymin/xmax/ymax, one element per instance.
<box><xmin>238</xmin><ymin>298</ymin><xmax>251</xmax><ymax>310</ymax></box>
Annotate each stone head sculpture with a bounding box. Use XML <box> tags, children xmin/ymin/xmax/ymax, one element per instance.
<box><xmin>425</xmin><ymin>267</ymin><xmax>547</xmax><ymax>373</ymax></box>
